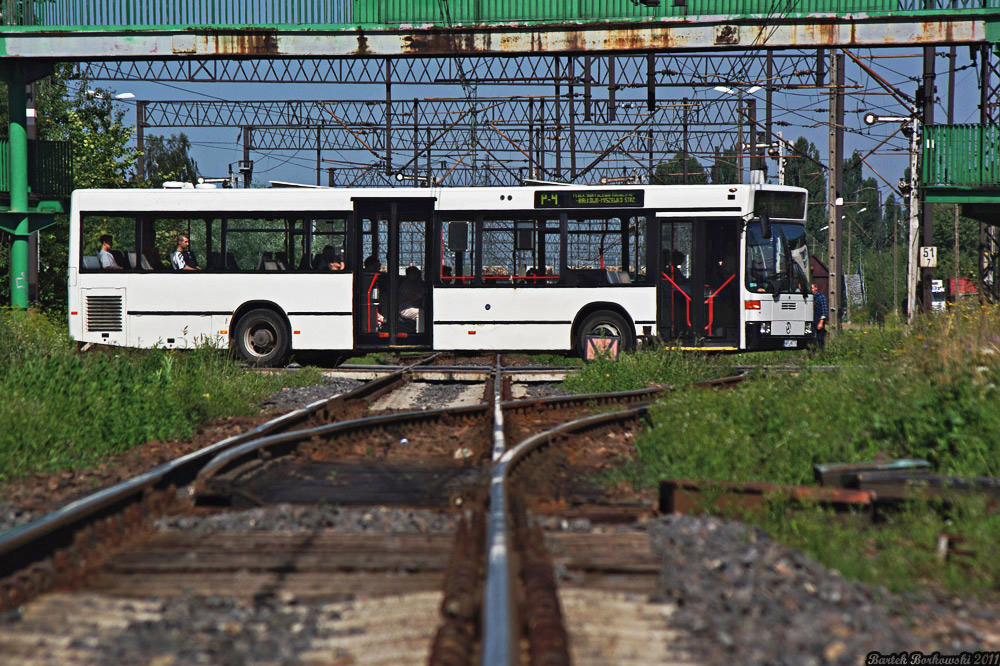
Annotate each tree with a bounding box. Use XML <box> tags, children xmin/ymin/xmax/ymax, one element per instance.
<box><xmin>143</xmin><ymin>133</ymin><xmax>199</xmax><ymax>187</ymax></box>
<box><xmin>651</xmin><ymin>151</ymin><xmax>708</xmax><ymax>184</ymax></box>
<box><xmin>0</xmin><ymin>68</ymin><xmax>141</xmax><ymax>312</ymax></box>
<box><xmin>710</xmin><ymin>146</ymin><xmax>740</xmax><ymax>184</ymax></box>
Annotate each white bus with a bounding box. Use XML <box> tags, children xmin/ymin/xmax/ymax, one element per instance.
<box><xmin>68</xmin><ymin>183</ymin><xmax>814</xmax><ymax>365</ymax></box>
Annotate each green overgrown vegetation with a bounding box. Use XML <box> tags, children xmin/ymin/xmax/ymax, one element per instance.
<box><xmin>566</xmin><ymin>302</ymin><xmax>1000</xmax><ymax>594</ymax></box>
<box><xmin>0</xmin><ymin>310</ymin><xmax>322</xmax><ymax>484</ymax></box>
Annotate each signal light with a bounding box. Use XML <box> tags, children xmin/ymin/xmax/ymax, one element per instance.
<box><xmin>744</xmin><ymin>300</ymin><xmax>761</xmax><ymax>310</ymax></box>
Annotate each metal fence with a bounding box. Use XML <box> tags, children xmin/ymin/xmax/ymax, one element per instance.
<box><xmin>1</xmin><ymin>0</ymin><xmax>995</xmax><ymax>28</ymax></box>
<box><xmin>923</xmin><ymin>124</ymin><xmax>1000</xmax><ymax>188</ymax></box>
<box><xmin>0</xmin><ymin>140</ymin><xmax>74</xmax><ymax>198</ymax></box>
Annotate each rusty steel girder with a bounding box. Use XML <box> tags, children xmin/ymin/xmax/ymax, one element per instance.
<box><xmin>0</xmin><ymin>18</ymin><xmax>987</xmax><ymax>60</ymax></box>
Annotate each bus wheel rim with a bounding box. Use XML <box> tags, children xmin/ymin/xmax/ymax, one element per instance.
<box><xmin>247</xmin><ymin>325</ymin><xmax>276</xmax><ymax>357</ymax></box>
<box><xmin>590</xmin><ymin>322</ymin><xmax>621</xmax><ymax>338</ymax></box>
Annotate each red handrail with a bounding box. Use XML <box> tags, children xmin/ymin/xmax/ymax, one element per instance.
<box><xmin>661</xmin><ymin>271</ymin><xmax>692</xmax><ymax>327</ymax></box>
<box><xmin>704</xmin><ymin>273</ymin><xmax>735</xmax><ymax>333</ymax></box>
<box><xmin>366</xmin><ymin>273</ymin><xmax>379</xmax><ymax>333</ymax></box>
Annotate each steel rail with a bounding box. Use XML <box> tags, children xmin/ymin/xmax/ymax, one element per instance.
<box><xmin>0</xmin><ymin>354</ymin><xmax>439</xmax><ymax>580</ymax></box>
<box><xmin>193</xmin><ymin>402</ymin><xmax>492</xmax><ymax>500</ymax></box>
<box><xmin>483</xmin><ymin>354</ymin><xmax>518</xmax><ymax>665</ymax></box>
<box><xmin>194</xmin><ymin>384</ymin><xmax>694</xmax><ymax>497</ymax></box>
<box><xmin>483</xmin><ymin>403</ymin><xmax>654</xmax><ymax>666</ymax></box>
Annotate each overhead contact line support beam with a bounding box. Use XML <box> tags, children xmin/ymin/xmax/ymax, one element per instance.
<box><xmin>77</xmin><ymin>54</ymin><xmax>819</xmax><ymax>89</ymax></box>
<box><xmin>827</xmin><ymin>51</ymin><xmax>844</xmax><ymax>331</ymax></box>
<box><xmin>920</xmin><ymin>48</ymin><xmax>936</xmax><ymax>313</ymax></box>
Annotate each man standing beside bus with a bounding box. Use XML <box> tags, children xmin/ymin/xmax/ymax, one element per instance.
<box><xmin>812</xmin><ymin>283</ymin><xmax>828</xmax><ymax>348</ymax></box>
<box><xmin>171</xmin><ymin>234</ymin><xmax>201</xmax><ymax>271</ymax></box>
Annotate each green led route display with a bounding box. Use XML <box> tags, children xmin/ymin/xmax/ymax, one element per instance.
<box><xmin>534</xmin><ymin>190</ymin><xmax>644</xmax><ymax>209</ymax></box>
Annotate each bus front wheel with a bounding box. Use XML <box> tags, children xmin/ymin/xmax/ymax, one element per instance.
<box><xmin>576</xmin><ymin>310</ymin><xmax>634</xmax><ymax>359</ymax></box>
<box><xmin>234</xmin><ymin>309</ymin><xmax>289</xmax><ymax>367</ymax></box>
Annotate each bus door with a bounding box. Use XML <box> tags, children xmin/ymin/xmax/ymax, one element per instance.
<box><xmin>353</xmin><ymin>199</ymin><xmax>434</xmax><ymax>348</ymax></box>
<box><xmin>658</xmin><ymin>218</ymin><xmax>740</xmax><ymax>345</ymax></box>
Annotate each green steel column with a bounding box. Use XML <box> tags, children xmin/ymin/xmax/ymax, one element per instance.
<box><xmin>7</xmin><ymin>67</ymin><xmax>29</xmax><ymax>310</ymax></box>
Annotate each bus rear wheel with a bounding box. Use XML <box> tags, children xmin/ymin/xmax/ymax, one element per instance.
<box><xmin>576</xmin><ymin>310</ymin><xmax>634</xmax><ymax>359</ymax></box>
<box><xmin>235</xmin><ymin>309</ymin><xmax>289</xmax><ymax>367</ymax></box>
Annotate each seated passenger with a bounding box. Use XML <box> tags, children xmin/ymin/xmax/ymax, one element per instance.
<box><xmin>316</xmin><ymin>245</ymin><xmax>346</xmax><ymax>271</ymax></box>
<box><xmin>98</xmin><ymin>234</ymin><xmax>122</xmax><ymax>270</ymax></box>
<box><xmin>171</xmin><ymin>234</ymin><xmax>201</xmax><ymax>271</ymax></box>
<box><xmin>399</xmin><ymin>265</ymin><xmax>425</xmax><ymax>329</ymax></box>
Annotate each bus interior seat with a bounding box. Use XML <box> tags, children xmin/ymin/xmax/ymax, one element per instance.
<box><xmin>125</xmin><ymin>251</ymin><xmax>138</xmax><ymax>269</ymax></box>
<box><xmin>110</xmin><ymin>250</ymin><xmax>127</xmax><ymax>268</ymax></box>
<box><xmin>257</xmin><ymin>252</ymin><xmax>286</xmax><ymax>271</ymax></box>
<box><xmin>569</xmin><ymin>268</ymin><xmax>607</xmax><ymax>286</ymax></box>
<box><xmin>605</xmin><ymin>270</ymin><xmax>632</xmax><ymax>284</ymax></box>
<box><xmin>142</xmin><ymin>250</ymin><xmax>163</xmax><ymax>270</ymax></box>
<box><xmin>81</xmin><ymin>255</ymin><xmax>100</xmax><ymax>271</ymax></box>
<box><xmin>209</xmin><ymin>251</ymin><xmax>239</xmax><ymax>270</ymax></box>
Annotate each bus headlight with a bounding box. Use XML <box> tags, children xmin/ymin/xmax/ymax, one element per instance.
<box><xmin>760</xmin><ymin>322</ymin><xmax>771</xmax><ymax>335</ymax></box>
<box><xmin>804</xmin><ymin>322</ymin><xmax>813</xmax><ymax>335</ymax></box>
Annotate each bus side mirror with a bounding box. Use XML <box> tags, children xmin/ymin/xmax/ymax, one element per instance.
<box><xmin>447</xmin><ymin>221</ymin><xmax>469</xmax><ymax>251</ymax></box>
<box><xmin>759</xmin><ymin>213</ymin><xmax>771</xmax><ymax>239</ymax></box>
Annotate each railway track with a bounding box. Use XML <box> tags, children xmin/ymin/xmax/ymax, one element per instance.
<box><xmin>1</xmin><ymin>359</ymin><xmax>992</xmax><ymax>664</ymax></box>
<box><xmin>1</xmin><ymin>354</ymin><xmax>717</xmax><ymax>665</ymax></box>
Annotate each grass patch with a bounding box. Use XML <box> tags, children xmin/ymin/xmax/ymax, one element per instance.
<box><xmin>562</xmin><ymin>346</ymin><xmax>734</xmax><ymax>393</ymax></box>
<box><xmin>523</xmin><ymin>353</ymin><xmax>583</xmax><ymax>367</ymax></box>
<box><xmin>344</xmin><ymin>352</ymin><xmax>395</xmax><ymax>365</ymax></box>
<box><xmin>0</xmin><ymin>309</ymin><xmax>322</xmax><ymax>484</ymax></box>
<box><xmin>565</xmin><ymin>303</ymin><xmax>1000</xmax><ymax>594</ymax></box>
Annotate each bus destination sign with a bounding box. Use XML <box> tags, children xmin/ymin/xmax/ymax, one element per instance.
<box><xmin>535</xmin><ymin>190</ymin><xmax>644</xmax><ymax>209</ymax></box>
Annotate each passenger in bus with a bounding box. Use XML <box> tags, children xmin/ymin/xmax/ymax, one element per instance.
<box><xmin>171</xmin><ymin>234</ymin><xmax>202</xmax><ymax>271</ymax></box>
<box><xmin>399</xmin><ymin>266</ymin><xmax>425</xmax><ymax>330</ymax></box>
<box><xmin>316</xmin><ymin>245</ymin><xmax>346</xmax><ymax>271</ymax></box>
<box><xmin>98</xmin><ymin>235</ymin><xmax>122</xmax><ymax>270</ymax></box>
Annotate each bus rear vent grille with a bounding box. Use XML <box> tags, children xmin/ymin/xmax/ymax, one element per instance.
<box><xmin>781</xmin><ymin>302</ymin><xmax>796</xmax><ymax>310</ymax></box>
<box><xmin>86</xmin><ymin>295</ymin><xmax>123</xmax><ymax>332</ymax></box>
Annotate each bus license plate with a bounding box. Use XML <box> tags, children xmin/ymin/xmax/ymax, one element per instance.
<box><xmin>783</xmin><ymin>339</ymin><xmax>798</xmax><ymax>348</ymax></box>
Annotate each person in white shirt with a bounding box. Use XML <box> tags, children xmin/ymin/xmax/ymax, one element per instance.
<box><xmin>98</xmin><ymin>235</ymin><xmax>121</xmax><ymax>269</ymax></box>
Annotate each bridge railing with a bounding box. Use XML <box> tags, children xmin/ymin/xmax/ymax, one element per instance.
<box><xmin>923</xmin><ymin>124</ymin><xmax>1000</xmax><ymax>189</ymax></box>
<box><xmin>1</xmin><ymin>0</ymin><xmax>996</xmax><ymax>28</ymax></box>
<box><xmin>0</xmin><ymin>140</ymin><xmax>74</xmax><ymax>200</ymax></box>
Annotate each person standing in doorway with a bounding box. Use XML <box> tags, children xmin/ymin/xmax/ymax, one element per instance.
<box><xmin>812</xmin><ymin>283</ymin><xmax>828</xmax><ymax>348</ymax></box>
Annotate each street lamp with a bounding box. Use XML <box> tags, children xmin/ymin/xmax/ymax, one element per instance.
<box><xmin>86</xmin><ymin>90</ymin><xmax>135</xmax><ymax>100</ymax></box>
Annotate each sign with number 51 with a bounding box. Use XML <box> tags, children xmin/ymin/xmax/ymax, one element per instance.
<box><xmin>919</xmin><ymin>246</ymin><xmax>937</xmax><ymax>268</ymax></box>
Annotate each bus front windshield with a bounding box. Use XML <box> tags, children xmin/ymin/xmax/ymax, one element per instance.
<box><xmin>746</xmin><ymin>221</ymin><xmax>810</xmax><ymax>295</ymax></box>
